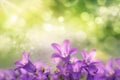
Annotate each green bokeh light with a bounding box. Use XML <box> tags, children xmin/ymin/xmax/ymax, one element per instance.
<box><xmin>0</xmin><ymin>0</ymin><xmax>120</xmax><ymax>68</ymax></box>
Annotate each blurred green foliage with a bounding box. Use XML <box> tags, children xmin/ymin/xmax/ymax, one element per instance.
<box><xmin>0</xmin><ymin>0</ymin><xmax>120</xmax><ymax>68</ymax></box>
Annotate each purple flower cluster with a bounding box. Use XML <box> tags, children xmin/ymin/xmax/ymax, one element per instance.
<box><xmin>0</xmin><ymin>40</ymin><xmax>120</xmax><ymax>80</ymax></box>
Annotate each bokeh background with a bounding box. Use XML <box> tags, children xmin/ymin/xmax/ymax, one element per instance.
<box><xmin>0</xmin><ymin>0</ymin><xmax>120</xmax><ymax>68</ymax></box>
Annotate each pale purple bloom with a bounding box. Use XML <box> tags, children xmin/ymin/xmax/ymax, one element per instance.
<box><xmin>51</xmin><ymin>40</ymin><xmax>78</xmax><ymax>79</ymax></box>
<box><xmin>0</xmin><ymin>40</ymin><xmax>120</xmax><ymax>80</ymax></box>
<box><xmin>51</xmin><ymin>40</ymin><xmax>77</xmax><ymax>62</ymax></box>
<box><xmin>70</xmin><ymin>57</ymin><xmax>83</xmax><ymax>80</ymax></box>
<box><xmin>81</xmin><ymin>49</ymin><xmax>97</xmax><ymax>64</ymax></box>
<box><xmin>15</xmin><ymin>53</ymin><xmax>36</xmax><ymax>73</ymax></box>
<box><xmin>0</xmin><ymin>70</ymin><xmax>6</xmax><ymax>80</ymax></box>
<box><xmin>81</xmin><ymin>49</ymin><xmax>104</xmax><ymax>80</ymax></box>
<box><xmin>51</xmin><ymin>71</ymin><xmax>61</xmax><ymax>80</ymax></box>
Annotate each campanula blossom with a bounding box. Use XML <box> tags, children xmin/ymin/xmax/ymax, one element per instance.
<box><xmin>106</xmin><ymin>58</ymin><xmax>120</xmax><ymax>80</ymax></box>
<box><xmin>0</xmin><ymin>40</ymin><xmax>120</xmax><ymax>80</ymax></box>
<box><xmin>81</xmin><ymin>49</ymin><xmax>104</xmax><ymax>80</ymax></box>
<box><xmin>51</xmin><ymin>40</ymin><xmax>77</xmax><ymax>63</ymax></box>
<box><xmin>15</xmin><ymin>53</ymin><xmax>36</xmax><ymax>73</ymax></box>
<box><xmin>70</xmin><ymin>57</ymin><xmax>83</xmax><ymax>80</ymax></box>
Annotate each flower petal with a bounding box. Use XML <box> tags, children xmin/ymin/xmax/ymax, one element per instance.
<box><xmin>52</xmin><ymin>43</ymin><xmax>61</xmax><ymax>53</ymax></box>
<box><xmin>15</xmin><ymin>60</ymin><xmax>24</xmax><ymax>67</ymax></box>
<box><xmin>69</xmin><ymin>48</ymin><xmax>77</xmax><ymax>55</ymax></box>
<box><xmin>88</xmin><ymin>64</ymin><xmax>98</xmax><ymax>75</ymax></box>
<box><xmin>23</xmin><ymin>61</ymin><xmax>36</xmax><ymax>73</ymax></box>
<box><xmin>89</xmin><ymin>49</ymin><xmax>96</xmax><ymax>61</ymax></box>
<box><xmin>62</xmin><ymin>40</ymin><xmax>70</xmax><ymax>53</ymax></box>
<box><xmin>15</xmin><ymin>53</ymin><xmax>30</xmax><ymax>67</ymax></box>
<box><xmin>51</xmin><ymin>53</ymin><xmax>61</xmax><ymax>58</ymax></box>
<box><xmin>81</xmin><ymin>50</ymin><xmax>87</xmax><ymax>59</ymax></box>
<box><xmin>116</xmin><ymin>58</ymin><xmax>120</xmax><ymax>69</ymax></box>
<box><xmin>106</xmin><ymin>59</ymin><xmax>114</xmax><ymax>74</ymax></box>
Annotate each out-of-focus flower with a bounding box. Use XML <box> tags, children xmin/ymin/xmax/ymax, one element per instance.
<box><xmin>70</xmin><ymin>57</ymin><xmax>83</xmax><ymax>80</ymax></box>
<box><xmin>15</xmin><ymin>53</ymin><xmax>36</xmax><ymax>73</ymax></box>
<box><xmin>81</xmin><ymin>49</ymin><xmax>104</xmax><ymax>80</ymax></box>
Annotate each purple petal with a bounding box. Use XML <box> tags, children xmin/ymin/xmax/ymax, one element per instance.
<box><xmin>87</xmin><ymin>74</ymin><xmax>94</xmax><ymax>80</ymax></box>
<box><xmin>34</xmin><ymin>61</ymin><xmax>44</xmax><ymax>70</ymax></box>
<box><xmin>69</xmin><ymin>48</ymin><xmax>77</xmax><ymax>55</ymax></box>
<box><xmin>72</xmin><ymin>72</ymin><xmax>81</xmax><ymax>80</ymax></box>
<box><xmin>54</xmin><ymin>58</ymin><xmax>63</xmax><ymax>65</ymax></box>
<box><xmin>23</xmin><ymin>61</ymin><xmax>36</xmax><ymax>73</ymax></box>
<box><xmin>22</xmin><ymin>53</ymin><xmax>30</xmax><ymax>60</ymax></box>
<box><xmin>89</xmin><ymin>49</ymin><xmax>96</xmax><ymax>60</ymax></box>
<box><xmin>15</xmin><ymin>53</ymin><xmax>30</xmax><ymax>67</ymax></box>
<box><xmin>15</xmin><ymin>60</ymin><xmax>24</xmax><ymax>67</ymax></box>
<box><xmin>116</xmin><ymin>58</ymin><xmax>120</xmax><ymax>69</ymax></box>
<box><xmin>51</xmin><ymin>53</ymin><xmax>61</xmax><ymax>58</ymax></box>
<box><xmin>62</xmin><ymin>40</ymin><xmax>70</xmax><ymax>53</ymax></box>
<box><xmin>52</xmin><ymin>43</ymin><xmax>61</xmax><ymax>53</ymax></box>
<box><xmin>72</xmin><ymin>62</ymin><xmax>82</xmax><ymax>72</ymax></box>
<box><xmin>70</xmin><ymin>57</ymin><xmax>79</xmax><ymax>63</ymax></box>
<box><xmin>87</xmin><ymin>64</ymin><xmax>98</xmax><ymax>75</ymax></box>
<box><xmin>106</xmin><ymin>59</ymin><xmax>114</xmax><ymax>74</ymax></box>
<box><xmin>81</xmin><ymin>50</ymin><xmax>87</xmax><ymax>59</ymax></box>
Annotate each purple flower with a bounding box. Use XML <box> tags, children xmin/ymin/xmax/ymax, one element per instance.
<box><xmin>15</xmin><ymin>53</ymin><xmax>36</xmax><ymax>73</ymax></box>
<box><xmin>51</xmin><ymin>71</ymin><xmax>63</xmax><ymax>80</ymax></box>
<box><xmin>0</xmin><ymin>70</ymin><xmax>6</xmax><ymax>80</ymax></box>
<box><xmin>51</xmin><ymin>40</ymin><xmax>77</xmax><ymax>62</ymax></box>
<box><xmin>81</xmin><ymin>49</ymin><xmax>97</xmax><ymax>64</ymax></box>
<box><xmin>0</xmin><ymin>69</ymin><xmax>18</xmax><ymax>80</ymax></box>
<box><xmin>105</xmin><ymin>59</ymin><xmax>114</xmax><ymax>76</ymax></box>
<box><xmin>1</xmin><ymin>40</ymin><xmax>120</xmax><ymax>80</ymax></box>
<box><xmin>34</xmin><ymin>61</ymin><xmax>50</xmax><ymax>80</ymax></box>
<box><xmin>51</xmin><ymin>40</ymin><xmax>78</xmax><ymax>79</ymax></box>
<box><xmin>116</xmin><ymin>58</ymin><xmax>120</xmax><ymax>69</ymax></box>
<box><xmin>70</xmin><ymin>57</ymin><xmax>83</xmax><ymax>80</ymax></box>
<box><xmin>106</xmin><ymin>59</ymin><xmax>120</xmax><ymax>80</ymax></box>
<box><xmin>14</xmin><ymin>53</ymin><xmax>51</xmax><ymax>80</ymax></box>
<box><xmin>104</xmin><ymin>58</ymin><xmax>120</xmax><ymax>80</ymax></box>
<box><xmin>81</xmin><ymin>49</ymin><xmax>104</xmax><ymax>80</ymax></box>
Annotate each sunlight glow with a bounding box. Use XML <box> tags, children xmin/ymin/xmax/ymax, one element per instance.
<box><xmin>9</xmin><ymin>14</ymin><xmax>18</xmax><ymax>23</ymax></box>
<box><xmin>58</xmin><ymin>16</ymin><xmax>64</xmax><ymax>23</ymax></box>
<box><xmin>43</xmin><ymin>24</ymin><xmax>53</xmax><ymax>32</ymax></box>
